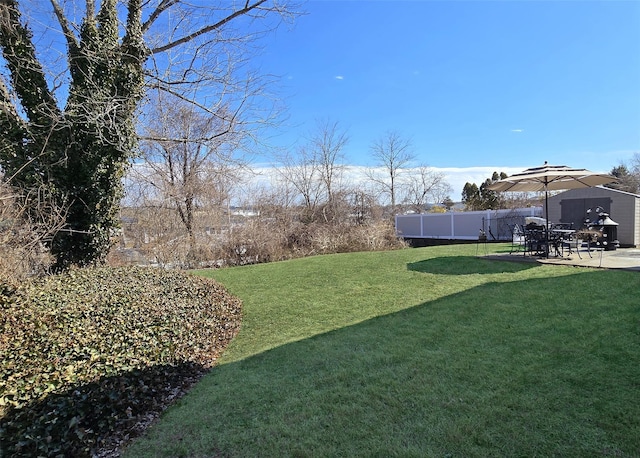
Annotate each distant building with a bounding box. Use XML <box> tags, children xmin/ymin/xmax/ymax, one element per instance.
<box><xmin>230</xmin><ymin>207</ymin><xmax>260</xmax><ymax>217</ymax></box>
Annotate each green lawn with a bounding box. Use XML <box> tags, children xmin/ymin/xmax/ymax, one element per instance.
<box><xmin>124</xmin><ymin>244</ymin><xmax>640</xmax><ymax>457</ymax></box>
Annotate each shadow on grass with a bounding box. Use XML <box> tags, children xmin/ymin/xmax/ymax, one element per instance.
<box><xmin>408</xmin><ymin>255</ymin><xmax>536</xmax><ymax>275</ymax></box>
<box><xmin>0</xmin><ymin>362</ymin><xmax>208</xmax><ymax>457</ymax></box>
<box><xmin>124</xmin><ymin>269</ymin><xmax>639</xmax><ymax>457</ymax></box>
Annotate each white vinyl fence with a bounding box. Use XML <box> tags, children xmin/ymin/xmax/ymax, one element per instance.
<box><xmin>395</xmin><ymin>207</ymin><xmax>543</xmax><ymax>242</ymax></box>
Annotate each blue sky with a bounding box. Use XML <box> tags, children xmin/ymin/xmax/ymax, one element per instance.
<box><xmin>256</xmin><ymin>0</ymin><xmax>640</xmax><ymax>179</ymax></box>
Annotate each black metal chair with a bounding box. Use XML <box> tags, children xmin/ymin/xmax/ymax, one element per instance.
<box><xmin>524</xmin><ymin>224</ymin><xmax>547</xmax><ymax>257</ymax></box>
<box><xmin>549</xmin><ymin>223</ymin><xmax>574</xmax><ymax>257</ymax></box>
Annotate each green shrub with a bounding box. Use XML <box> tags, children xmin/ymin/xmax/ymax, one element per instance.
<box><xmin>0</xmin><ymin>267</ymin><xmax>242</xmax><ymax>456</ymax></box>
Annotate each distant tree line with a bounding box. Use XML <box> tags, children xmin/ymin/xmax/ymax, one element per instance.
<box><xmin>121</xmin><ymin>119</ymin><xmax>453</xmax><ymax>268</ymax></box>
<box><xmin>461</xmin><ymin>172</ymin><xmax>508</xmax><ymax>211</ymax></box>
<box><xmin>608</xmin><ymin>154</ymin><xmax>640</xmax><ymax>194</ymax></box>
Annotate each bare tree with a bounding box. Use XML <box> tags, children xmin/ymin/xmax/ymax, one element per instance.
<box><xmin>631</xmin><ymin>153</ymin><xmax>640</xmax><ymax>172</ymax></box>
<box><xmin>132</xmin><ymin>97</ymin><xmax>245</xmax><ymax>265</ymax></box>
<box><xmin>403</xmin><ymin>165</ymin><xmax>452</xmax><ymax>212</ymax></box>
<box><xmin>348</xmin><ymin>186</ymin><xmax>380</xmax><ymax>225</ymax></box>
<box><xmin>275</xmin><ymin>146</ymin><xmax>324</xmax><ymax>222</ymax></box>
<box><xmin>308</xmin><ymin>119</ymin><xmax>349</xmax><ymax>222</ymax></box>
<box><xmin>367</xmin><ymin>130</ymin><xmax>415</xmax><ymax>214</ymax></box>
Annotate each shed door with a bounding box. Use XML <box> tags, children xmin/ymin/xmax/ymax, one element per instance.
<box><xmin>559</xmin><ymin>197</ymin><xmax>612</xmax><ymax>229</ymax></box>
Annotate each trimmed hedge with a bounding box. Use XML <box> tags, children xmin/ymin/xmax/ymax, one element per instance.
<box><xmin>0</xmin><ymin>267</ymin><xmax>242</xmax><ymax>457</ymax></box>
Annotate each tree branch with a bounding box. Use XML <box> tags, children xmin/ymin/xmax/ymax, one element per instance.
<box><xmin>150</xmin><ymin>0</ymin><xmax>268</xmax><ymax>54</ymax></box>
<box><xmin>49</xmin><ymin>0</ymin><xmax>79</xmax><ymax>51</ymax></box>
<box><xmin>0</xmin><ymin>0</ymin><xmax>62</xmax><ymax>124</ymax></box>
<box><xmin>141</xmin><ymin>0</ymin><xmax>179</xmax><ymax>34</ymax></box>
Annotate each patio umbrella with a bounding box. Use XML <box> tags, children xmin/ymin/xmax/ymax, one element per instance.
<box><xmin>487</xmin><ymin>162</ymin><xmax>617</xmax><ymax>256</ymax></box>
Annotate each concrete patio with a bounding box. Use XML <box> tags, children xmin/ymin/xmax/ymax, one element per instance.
<box><xmin>483</xmin><ymin>248</ymin><xmax>640</xmax><ymax>271</ymax></box>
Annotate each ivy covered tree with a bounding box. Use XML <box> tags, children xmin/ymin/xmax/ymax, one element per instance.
<box><xmin>0</xmin><ymin>0</ymin><xmax>294</xmax><ymax>270</ymax></box>
<box><xmin>0</xmin><ymin>0</ymin><xmax>146</xmax><ymax>270</ymax></box>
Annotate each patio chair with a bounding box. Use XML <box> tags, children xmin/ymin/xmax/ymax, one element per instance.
<box><xmin>525</xmin><ymin>226</ymin><xmax>549</xmax><ymax>257</ymax></box>
<box><xmin>510</xmin><ymin>224</ymin><xmax>526</xmax><ymax>254</ymax></box>
<box><xmin>550</xmin><ymin>223</ymin><xmax>574</xmax><ymax>257</ymax></box>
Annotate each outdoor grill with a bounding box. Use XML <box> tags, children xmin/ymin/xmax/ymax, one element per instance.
<box><xmin>596</xmin><ymin>213</ymin><xmax>619</xmax><ymax>251</ymax></box>
<box><xmin>585</xmin><ymin>207</ymin><xmax>620</xmax><ymax>251</ymax></box>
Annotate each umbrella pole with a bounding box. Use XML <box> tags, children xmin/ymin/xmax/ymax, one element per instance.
<box><xmin>545</xmin><ymin>190</ymin><xmax>549</xmax><ymax>258</ymax></box>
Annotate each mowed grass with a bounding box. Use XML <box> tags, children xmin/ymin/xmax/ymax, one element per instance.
<box><xmin>124</xmin><ymin>244</ymin><xmax>640</xmax><ymax>457</ymax></box>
